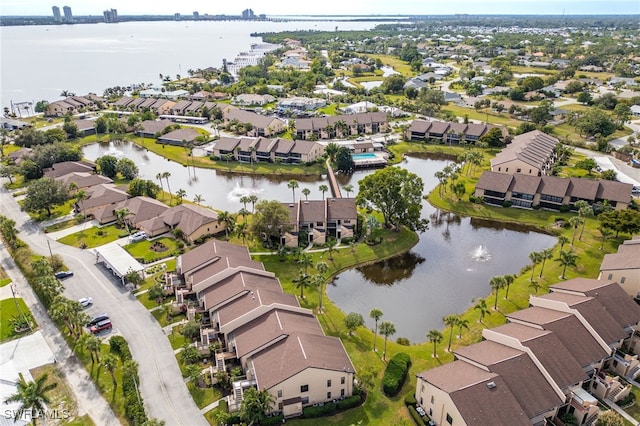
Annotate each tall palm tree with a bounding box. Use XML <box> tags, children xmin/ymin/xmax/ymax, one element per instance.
<box><xmin>598</xmin><ymin>226</ymin><xmax>613</xmax><ymax>250</ymax></box>
<box><xmin>84</xmin><ymin>333</ymin><xmax>102</xmax><ymax>364</ymax></box>
<box><xmin>115</xmin><ymin>207</ymin><xmax>132</xmax><ymax>235</ymax></box>
<box><xmin>175</xmin><ymin>189</ymin><xmax>187</xmax><ymax>204</ymax></box>
<box><xmin>556</xmin><ymin>250</ymin><xmax>578</xmax><ymax>280</ymax></box>
<box><xmin>503</xmin><ymin>274</ymin><xmax>515</xmax><ymax>299</ymax></box>
<box><xmin>238</xmin><ymin>208</ymin><xmax>250</xmax><ymax>224</ymax></box>
<box><xmin>301</xmin><ymin>188</ymin><xmax>311</xmax><ymax>201</ymax></box>
<box><xmin>239</xmin><ymin>387</ymin><xmax>275</xmax><ymax>426</ymax></box>
<box><xmin>318</xmin><ymin>184</ymin><xmax>329</xmax><ymax>200</ymax></box>
<box><xmin>558</xmin><ymin>235</ymin><xmax>569</xmax><ymax>250</ymax></box>
<box><xmin>569</xmin><ymin>216</ymin><xmax>583</xmax><ymax>247</ymax></box>
<box><xmin>315</xmin><ymin>261</ymin><xmax>329</xmax><ymax>313</ymax></box>
<box><xmin>162</xmin><ymin>171</ymin><xmax>172</xmax><ymax>201</ymax></box>
<box><xmin>218</xmin><ymin>211</ymin><xmax>233</xmax><ymax>239</ymax></box>
<box><xmin>427</xmin><ymin>329</ymin><xmax>443</xmax><ymax>358</ymax></box>
<box><xmin>297</xmin><ymin>253</ymin><xmax>313</xmax><ymax>274</ymax></box>
<box><xmin>155</xmin><ymin>173</ymin><xmax>164</xmax><ymax>200</ymax></box>
<box><xmin>343</xmin><ymin>184</ymin><xmax>354</xmax><ymax>198</ymax></box>
<box><xmin>578</xmin><ymin>205</ymin><xmax>592</xmax><ymax>241</ymax></box>
<box><xmin>379</xmin><ymin>320</ymin><xmax>395</xmax><ymax>361</ymax></box>
<box><xmin>102</xmin><ymin>353</ymin><xmax>118</xmax><ymax>389</ymax></box>
<box><xmin>193</xmin><ymin>194</ymin><xmax>204</xmax><ymax>204</ymax></box>
<box><xmin>529</xmin><ymin>281</ymin><xmax>542</xmax><ymax>294</ymax></box>
<box><xmin>325</xmin><ymin>238</ymin><xmax>338</xmax><ymax>260</ymax></box>
<box><xmin>489</xmin><ymin>275</ymin><xmax>506</xmax><ymax>310</ymax></box>
<box><xmin>287</xmin><ymin>179</ymin><xmax>299</xmax><ymax>203</ymax></box>
<box><xmin>529</xmin><ymin>251</ymin><xmax>542</xmax><ymax>282</ymax></box>
<box><xmin>293</xmin><ymin>271</ymin><xmax>311</xmax><ymax>299</ymax></box>
<box><xmin>248</xmin><ymin>195</ymin><xmax>258</xmax><ymax>213</ymax></box>
<box><xmin>538</xmin><ymin>248</ymin><xmax>553</xmax><ymax>278</ymax></box>
<box><xmin>239</xmin><ymin>195</ymin><xmax>250</xmax><ymax>210</ymax></box>
<box><xmin>474</xmin><ymin>298</ymin><xmax>491</xmax><ymax>323</ymax></box>
<box><xmin>369</xmin><ymin>308</ymin><xmax>384</xmax><ymax>352</ymax></box>
<box><xmin>456</xmin><ymin>317</ymin><xmax>469</xmax><ymax>339</ymax></box>
<box><xmin>443</xmin><ymin>314</ymin><xmax>459</xmax><ymax>352</ymax></box>
<box><xmin>4</xmin><ymin>373</ymin><xmax>57</xmax><ymax>425</ymax></box>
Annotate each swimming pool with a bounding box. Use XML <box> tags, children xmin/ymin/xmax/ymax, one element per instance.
<box><xmin>351</xmin><ymin>153</ymin><xmax>377</xmax><ymax>160</ymax></box>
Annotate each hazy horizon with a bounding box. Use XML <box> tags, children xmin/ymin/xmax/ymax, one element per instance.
<box><xmin>1</xmin><ymin>0</ymin><xmax>638</xmax><ymax>17</ymax></box>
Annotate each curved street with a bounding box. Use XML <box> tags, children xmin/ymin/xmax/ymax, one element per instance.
<box><xmin>0</xmin><ymin>183</ymin><xmax>209</xmax><ymax>426</ymax></box>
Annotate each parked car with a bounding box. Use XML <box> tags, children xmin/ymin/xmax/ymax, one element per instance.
<box><xmin>78</xmin><ymin>297</ymin><xmax>93</xmax><ymax>308</ymax></box>
<box><xmin>129</xmin><ymin>231</ymin><xmax>147</xmax><ymax>242</ymax></box>
<box><xmin>54</xmin><ymin>270</ymin><xmax>74</xmax><ymax>279</ymax></box>
<box><xmin>87</xmin><ymin>313</ymin><xmax>109</xmax><ymax>327</ymax></box>
<box><xmin>90</xmin><ymin>319</ymin><xmax>112</xmax><ymax>334</ymax></box>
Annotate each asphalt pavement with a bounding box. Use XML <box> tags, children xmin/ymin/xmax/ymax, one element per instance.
<box><xmin>0</xmin><ymin>182</ymin><xmax>209</xmax><ymax>426</ymax></box>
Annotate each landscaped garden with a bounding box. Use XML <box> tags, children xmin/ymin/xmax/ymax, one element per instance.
<box><xmin>57</xmin><ymin>224</ymin><xmax>127</xmax><ymax>248</ymax></box>
<box><xmin>124</xmin><ymin>237</ymin><xmax>182</xmax><ymax>263</ymax></box>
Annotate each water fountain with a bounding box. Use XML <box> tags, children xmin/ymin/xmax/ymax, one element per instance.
<box><xmin>226</xmin><ymin>183</ymin><xmax>263</xmax><ymax>202</ymax></box>
<box><xmin>471</xmin><ymin>245</ymin><xmax>491</xmax><ymax>262</ymax></box>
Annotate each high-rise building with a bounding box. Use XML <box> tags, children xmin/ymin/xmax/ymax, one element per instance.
<box><xmin>52</xmin><ymin>6</ymin><xmax>62</xmax><ymax>22</ymax></box>
<box><xmin>62</xmin><ymin>5</ymin><xmax>73</xmax><ymax>23</ymax></box>
<box><xmin>241</xmin><ymin>8</ymin><xmax>255</xmax><ymax>19</ymax></box>
<box><xmin>103</xmin><ymin>9</ymin><xmax>118</xmax><ymax>23</ymax></box>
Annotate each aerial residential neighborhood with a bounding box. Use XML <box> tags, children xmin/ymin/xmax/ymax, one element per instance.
<box><xmin>1</xmin><ymin>6</ymin><xmax>640</xmax><ymax>426</ymax></box>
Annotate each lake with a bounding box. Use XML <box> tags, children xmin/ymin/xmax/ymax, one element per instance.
<box><xmin>0</xmin><ymin>19</ymin><xmax>390</xmax><ymax>110</ymax></box>
<box><xmin>83</xmin><ymin>142</ymin><xmax>557</xmax><ymax>342</ymax></box>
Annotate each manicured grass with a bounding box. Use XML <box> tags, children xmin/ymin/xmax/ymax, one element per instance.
<box><xmin>0</xmin><ymin>278</ymin><xmax>11</xmax><ymax>287</ymax></box>
<box><xmin>30</xmin><ymin>364</ymin><xmax>95</xmax><ymax>425</ymax></box>
<box><xmin>168</xmin><ymin>325</ymin><xmax>189</xmax><ymax>350</ymax></box>
<box><xmin>441</xmin><ymin>104</ymin><xmax>522</xmax><ymax>128</ymax></box>
<box><xmin>510</xmin><ymin>66</ymin><xmax>558</xmax><ymax>76</ymax></box>
<box><xmin>124</xmin><ymin>237</ymin><xmax>181</xmax><ymax>263</ymax></box>
<box><xmin>58</xmin><ymin>224</ymin><xmax>126</xmax><ymax>248</ymax></box>
<box><xmin>623</xmin><ymin>385</ymin><xmax>640</xmax><ymax>421</ymax></box>
<box><xmin>0</xmin><ymin>297</ymin><xmax>36</xmax><ymax>343</ymax></box>
<box><xmin>365</xmin><ymin>54</ymin><xmax>414</xmax><ymax>77</ymax></box>
<box><xmin>317</xmin><ymin>103</ymin><xmax>340</xmax><ymax>116</ymax></box>
<box><xmin>24</xmin><ymin>199</ymin><xmax>75</xmax><ymax>222</ymax></box>
<box><xmin>188</xmin><ymin>381</ymin><xmax>223</xmax><ymax>410</ymax></box>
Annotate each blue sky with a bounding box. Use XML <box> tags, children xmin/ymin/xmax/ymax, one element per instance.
<box><xmin>1</xmin><ymin>0</ymin><xmax>638</xmax><ymax>16</ymax></box>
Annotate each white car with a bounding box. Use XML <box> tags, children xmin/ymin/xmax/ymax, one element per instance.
<box><xmin>129</xmin><ymin>231</ymin><xmax>147</xmax><ymax>242</ymax></box>
<box><xmin>78</xmin><ymin>297</ymin><xmax>93</xmax><ymax>308</ymax></box>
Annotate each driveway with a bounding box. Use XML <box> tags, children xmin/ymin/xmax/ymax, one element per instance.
<box><xmin>0</xmin><ymin>184</ymin><xmax>209</xmax><ymax>426</ymax></box>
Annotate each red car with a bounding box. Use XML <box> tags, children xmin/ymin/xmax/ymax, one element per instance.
<box><xmin>90</xmin><ymin>319</ymin><xmax>112</xmax><ymax>334</ymax></box>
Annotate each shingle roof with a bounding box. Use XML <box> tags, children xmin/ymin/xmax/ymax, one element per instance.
<box><xmin>214</xmin><ymin>136</ymin><xmax>242</xmax><ymax>152</ymax></box>
<box><xmin>140</xmin><ymin>119</ymin><xmax>173</xmax><ymax>135</ymax></box>
<box><xmin>539</xmin><ymin>175</ymin><xmax>570</xmax><ymax>197</ymax></box>
<box><xmin>299</xmin><ymin>201</ymin><xmax>325</xmax><ymax>223</ymax></box>
<box><xmin>596</xmin><ymin>180</ymin><xmax>633</xmax><ymax>203</ymax></box>
<box><xmin>567</xmin><ymin>178</ymin><xmax>599</xmax><ymax>200</ymax></box>
<box><xmin>509</xmin><ymin>173</ymin><xmax>541</xmax><ymax>195</ymax></box>
<box><xmin>225</xmin><ymin>109</ymin><xmax>280</xmax><ymax>130</ymax></box>
<box><xmin>179</xmin><ymin>240</ymin><xmax>250</xmax><ymax>276</ymax></box>
<box><xmin>56</xmin><ymin>172</ymin><xmax>112</xmax><ymax>189</ymax></box>
<box><xmin>159</xmin><ymin>204</ymin><xmax>218</xmax><ymax>236</ymax></box>
<box><xmin>44</xmin><ymin>161</ymin><xmax>96</xmax><ymax>178</ymax></box>
<box><xmin>158</xmin><ymin>128</ymin><xmax>199</xmax><ymax>143</ymax></box>
<box><xmin>326</xmin><ymin>198</ymin><xmax>357</xmax><ymax>220</ymax></box>
<box><xmin>476</xmin><ymin>171</ymin><xmax>513</xmax><ymax>193</ymax></box>
<box><xmin>491</xmin><ymin>130</ymin><xmax>557</xmax><ymax>168</ymax></box>
<box><xmin>601</xmin><ymin>243</ymin><xmax>640</xmax><ymax>271</ymax></box>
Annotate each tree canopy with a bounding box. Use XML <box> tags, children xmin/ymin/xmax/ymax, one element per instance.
<box><xmin>23</xmin><ymin>177</ymin><xmax>69</xmax><ymax>217</ymax></box>
<box><xmin>335</xmin><ymin>146</ymin><xmax>355</xmax><ymax>172</ymax></box>
<box><xmin>250</xmin><ymin>200</ymin><xmax>293</xmax><ymax>247</ymax></box>
<box><xmin>357</xmin><ymin>167</ymin><xmax>429</xmax><ymax>232</ymax></box>
<box><xmin>97</xmin><ymin>155</ymin><xmax>118</xmax><ymax>178</ymax></box>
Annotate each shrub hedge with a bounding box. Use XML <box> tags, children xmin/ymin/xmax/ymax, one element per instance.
<box><xmin>382</xmin><ymin>352</ymin><xmax>411</xmax><ymax>397</ymax></box>
<box><xmin>109</xmin><ymin>335</ymin><xmax>132</xmax><ymax>361</ymax></box>
<box><xmin>408</xmin><ymin>405</ymin><xmax>426</xmax><ymax>425</ymax></box>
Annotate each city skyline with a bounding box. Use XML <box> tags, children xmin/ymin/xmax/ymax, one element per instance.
<box><xmin>0</xmin><ymin>0</ymin><xmax>638</xmax><ymax>16</ymax></box>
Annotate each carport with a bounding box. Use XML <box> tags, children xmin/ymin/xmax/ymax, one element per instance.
<box><xmin>94</xmin><ymin>244</ymin><xmax>144</xmax><ymax>285</ymax></box>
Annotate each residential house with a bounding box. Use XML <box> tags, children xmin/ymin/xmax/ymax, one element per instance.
<box><xmin>73</xmin><ymin>119</ymin><xmax>96</xmax><ymax>136</ymax></box>
<box><xmin>405</xmin><ymin>119</ymin><xmax>495</xmax><ymax>144</ymax></box>
<box><xmin>491</xmin><ymin>130</ymin><xmax>558</xmax><ymax>176</ymax></box>
<box><xmin>92</xmin><ymin>196</ymin><xmax>169</xmax><ymax>226</ymax></box>
<box><xmin>7</xmin><ymin>147</ymin><xmax>32</xmax><ymax>165</ymax></box>
<box><xmin>278</xmin><ymin>97</ymin><xmax>327</xmax><ymax>111</ymax></box>
<box><xmin>167</xmin><ymin>240</ymin><xmax>355</xmax><ymax>417</ymax></box>
<box><xmin>157</xmin><ymin>128</ymin><xmax>200</xmax><ymax>146</ymax></box>
<box><xmin>599</xmin><ymin>237</ymin><xmax>640</xmax><ymax>298</ymax></box>
<box><xmin>416</xmin><ymin>278</ymin><xmax>640</xmax><ymax>426</ymax></box>
<box><xmin>1</xmin><ymin>117</ymin><xmax>31</xmax><ymax>131</ymax></box>
<box><xmin>56</xmin><ymin>172</ymin><xmax>113</xmax><ymax>192</ymax></box>
<box><xmin>282</xmin><ymin>198</ymin><xmax>357</xmax><ymax>246</ymax></box>
<box><xmin>474</xmin><ymin>172</ymin><xmax>633</xmax><ymax>210</ymax></box>
<box><xmin>231</xmin><ymin>94</ymin><xmax>275</xmax><ymax>106</ymax></box>
<box><xmin>139</xmin><ymin>204</ymin><xmax>222</xmax><ymax>243</ymax></box>
<box><xmin>137</xmin><ymin>120</ymin><xmax>174</xmax><ymax>138</ymax></box>
<box><xmin>43</xmin><ymin>161</ymin><xmax>96</xmax><ymax>179</ymax></box>
<box><xmin>46</xmin><ymin>96</ymin><xmax>100</xmax><ymax>117</ymax></box>
<box><xmin>224</xmin><ymin>109</ymin><xmax>284</xmax><ymax>137</ymax></box>
<box><xmin>294</xmin><ymin>112</ymin><xmax>388</xmax><ymax>140</ymax></box>
<box><xmin>75</xmin><ymin>183</ymin><xmax>130</xmax><ymax>218</ymax></box>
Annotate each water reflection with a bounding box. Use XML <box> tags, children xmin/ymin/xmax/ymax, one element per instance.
<box><xmin>348</xmin><ymin>252</ymin><xmax>426</xmax><ymax>286</ymax></box>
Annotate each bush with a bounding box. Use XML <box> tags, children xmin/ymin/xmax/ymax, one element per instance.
<box><xmin>303</xmin><ymin>402</ymin><xmax>337</xmax><ymax>418</ymax></box>
<box><xmin>559</xmin><ymin>205</ymin><xmax>570</xmax><ymax>213</ymax></box>
<box><xmin>261</xmin><ymin>415</ymin><xmax>285</xmax><ymax>425</ymax></box>
<box><xmin>502</xmin><ymin>200</ymin><xmax>512</xmax><ymax>208</ymax></box>
<box><xmin>109</xmin><ymin>335</ymin><xmax>132</xmax><ymax>361</ymax></box>
<box><xmin>382</xmin><ymin>352</ymin><xmax>411</xmax><ymax>396</ymax></box>
<box><xmin>404</xmin><ymin>393</ymin><xmax>417</xmax><ymax>406</ymax></box>
<box><xmin>337</xmin><ymin>395</ymin><xmax>362</xmax><ymax>410</ymax></box>
<box><xmin>396</xmin><ymin>337</ymin><xmax>410</xmax><ymax>346</ymax></box>
<box><xmin>408</xmin><ymin>405</ymin><xmax>426</xmax><ymax>425</ymax></box>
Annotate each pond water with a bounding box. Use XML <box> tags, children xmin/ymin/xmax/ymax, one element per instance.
<box><xmin>83</xmin><ymin>142</ymin><xmax>557</xmax><ymax>342</ymax></box>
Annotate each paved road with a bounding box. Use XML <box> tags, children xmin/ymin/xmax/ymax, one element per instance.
<box><xmin>0</xmin><ymin>241</ymin><xmax>121</xmax><ymax>426</ymax></box>
<box><xmin>0</xmin><ymin>183</ymin><xmax>209</xmax><ymax>426</ymax></box>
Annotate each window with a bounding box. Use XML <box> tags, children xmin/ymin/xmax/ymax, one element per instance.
<box><xmin>316</xmin><ymin>221</ymin><xmax>323</xmax><ymax>226</ymax></box>
<box><xmin>498</xmin><ymin>167</ymin><xmax>501</xmax><ymax>171</ymax></box>
<box><xmin>529</xmin><ymin>169</ymin><xmax>532</xmax><ymax>174</ymax></box>
<box><xmin>341</xmin><ymin>389</ymin><xmax>345</xmax><ymax>397</ymax></box>
<box><xmin>277</xmin><ymin>390</ymin><xmax>282</xmax><ymax>398</ymax></box>
<box><xmin>505</xmin><ymin>167</ymin><xmax>509</xmax><ymax>172</ymax></box>
<box><xmin>608</xmin><ymin>273</ymin><xmax>613</xmax><ymax>280</ymax></box>
<box><xmin>301</xmin><ymin>397</ymin><xmax>309</xmax><ymax>404</ymax></box>
<box><xmin>431</xmin><ymin>395</ymin><xmax>434</xmax><ymax>404</ymax></box>
<box><xmin>446</xmin><ymin>413</ymin><xmax>453</xmax><ymax>424</ymax></box>
<box><xmin>300</xmin><ymin>385</ymin><xmax>309</xmax><ymax>393</ymax></box>
<box><xmin>327</xmin><ymin>379</ymin><xmax>332</xmax><ymax>387</ymax></box>
<box><xmin>516</xmin><ymin>168</ymin><xmax>522</xmax><ymax>173</ymax></box>
<box><xmin>327</xmin><ymin>392</ymin><xmax>331</xmax><ymax>399</ymax></box>
<box><xmin>621</xmin><ymin>277</ymin><xmax>626</xmax><ymax>283</ymax></box>
<box><xmin>341</xmin><ymin>376</ymin><xmax>345</xmax><ymax>385</ymax></box>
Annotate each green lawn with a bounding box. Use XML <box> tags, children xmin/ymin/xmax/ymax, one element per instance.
<box><xmin>43</xmin><ymin>215</ymin><xmax>90</xmax><ymax>233</ymax></box>
<box><xmin>623</xmin><ymin>385</ymin><xmax>640</xmax><ymax>421</ymax></box>
<box><xmin>365</xmin><ymin>54</ymin><xmax>414</xmax><ymax>77</ymax></box>
<box><xmin>58</xmin><ymin>224</ymin><xmax>127</xmax><ymax>248</ymax></box>
<box><xmin>0</xmin><ymin>278</ymin><xmax>11</xmax><ymax>287</ymax></box>
<box><xmin>124</xmin><ymin>237</ymin><xmax>181</xmax><ymax>263</ymax></box>
<box><xmin>188</xmin><ymin>381</ymin><xmax>223</xmax><ymax>410</ymax></box>
<box><xmin>0</xmin><ymin>297</ymin><xmax>36</xmax><ymax>343</ymax></box>
<box><xmin>317</xmin><ymin>103</ymin><xmax>340</xmax><ymax>116</ymax></box>
<box><xmin>24</xmin><ymin>199</ymin><xmax>75</xmax><ymax>222</ymax></box>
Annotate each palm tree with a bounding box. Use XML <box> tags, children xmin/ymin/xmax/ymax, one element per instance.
<box><xmin>315</xmin><ymin>261</ymin><xmax>329</xmax><ymax>313</ymax></box>
<box><xmin>538</xmin><ymin>248</ymin><xmax>553</xmax><ymax>278</ymax></box>
<box><xmin>297</xmin><ymin>253</ymin><xmax>313</xmax><ymax>274</ymax></box>
<box><xmin>379</xmin><ymin>320</ymin><xmax>396</xmax><ymax>361</ymax></box>
<box><xmin>369</xmin><ymin>308</ymin><xmax>384</xmax><ymax>352</ymax></box>
<box><xmin>529</xmin><ymin>251</ymin><xmax>542</xmax><ymax>282</ymax></box>
<box><xmin>456</xmin><ymin>317</ymin><xmax>469</xmax><ymax>339</ymax></box>
<box><xmin>569</xmin><ymin>216</ymin><xmax>583</xmax><ymax>247</ymax></box>
<box><xmin>503</xmin><ymin>274</ymin><xmax>515</xmax><ymax>299</ymax></box>
<box><xmin>102</xmin><ymin>353</ymin><xmax>118</xmax><ymax>389</ymax></box>
<box><xmin>162</xmin><ymin>171</ymin><xmax>172</xmax><ymax>201</ymax></box>
<box><xmin>238</xmin><ymin>208</ymin><xmax>250</xmax><ymax>223</ymax></box>
<box><xmin>155</xmin><ymin>173</ymin><xmax>164</xmax><ymax>200</ymax></box>
<box><xmin>489</xmin><ymin>275</ymin><xmax>506</xmax><ymax>310</ymax></box>
<box><xmin>556</xmin><ymin>250</ymin><xmax>578</xmax><ymax>280</ymax></box>
<box><xmin>239</xmin><ymin>387</ymin><xmax>275</xmax><ymax>426</ymax></box>
<box><xmin>319</xmin><ymin>184</ymin><xmax>329</xmax><ymax>200</ymax></box>
<box><xmin>4</xmin><ymin>373</ymin><xmax>57</xmax><ymax>425</ymax></box>
<box><xmin>293</xmin><ymin>270</ymin><xmax>311</xmax><ymax>299</ymax></box>
<box><xmin>175</xmin><ymin>189</ymin><xmax>187</xmax><ymax>204</ymax></box>
<box><xmin>474</xmin><ymin>298</ymin><xmax>491</xmax><ymax>323</ymax></box>
<box><xmin>529</xmin><ymin>281</ymin><xmax>542</xmax><ymax>294</ymax></box>
<box><xmin>287</xmin><ymin>179</ymin><xmax>299</xmax><ymax>203</ymax></box>
<box><xmin>115</xmin><ymin>207</ymin><xmax>132</xmax><ymax>234</ymax></box>
<box><xmin>301</xmin><ymin>188</ymin><xmax>311</xmax><ymax>201</ymax></box>
<box><xmin>85</xmin><ymin>333</ymin><xmax>102</xmax><ymax>364</ymax></box>
<box><xmin>558</xmin><ymin>235</ymin><xmax>569</xmax><ymax>250</ymax></box>
<box><xmin>598</xmin><ymin>226</ymin><xmax>613</xmax><ymax>250</ymax></box>
<box><xmin>443</xmin><ymin>314</ymin><xmax>459</xmax><ymax>351</ymax></box>
<box><xmin>325</xmin><ymin>238</ymin><xmax>338</xmax><ymax>260</ymax></box>
<box><xmin>193</xmin><ymin>194</ymin><xmax>204</xmax><ymax>204</ymax></box>
<box><xmin>427</xmin><ymin>329</ymin><xmax>443</xmax><ymax>358</ymax></box>
<box><xmin>248</xmin><ymin>195</ymin><xmax>258</xmax><ymax>213</ymax></box>
<box><xmin>239</xmin><ymin>195</ymin><xmax>250</xmax><ymax>209</ymax></box>
<box><xmin>578</xmin><ymin>205</ymin><xmax>592</xmax><ymax>241</ymax></box>
<box><xmin>218</xmin><ymin>211</ymin><xmax>234</xmax><ymax>239</ymax></box>
<box><xmin>74</xmin><ymin>189</ymin><xmax>87</xmax><ymax>215</ymax></box>
<box><xmin>343</xmin><ymin>184</ymin><xmax>354</xmax><ymax>198</ymax></box>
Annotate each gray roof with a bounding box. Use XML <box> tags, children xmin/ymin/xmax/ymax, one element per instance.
<box><xmin>491</xmin><ymin>130</ymin><xmax>557</xmax><ymax>168</ymax></box>
<box><xmin>476</xmin><ymin>171</ymin><xmax>513</xmax><ymax>193</ymax></box>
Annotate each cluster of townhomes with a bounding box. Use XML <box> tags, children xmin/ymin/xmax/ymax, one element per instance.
<box><xmin>209</xmin><ymin>136</ymin><xmax>324</xmax><ymax>164</ymax></box>
<box><xmin>281</xmin><ymin>198</ymin><xmax>358</xmax><ymax>246</ymax></box>
<box><xmin>167</xmin><ymin>240</ymin><xmax>355</xmax><ymax>418</ymax></box>
<box><xmin>404</xmin><ymin>118</ymin><xmax>502</xmax><ymax>145</ymax></box>
<box><xmin>473</xmin><ymin>130</ymin><xmax>634</xmax><ymax>210</ymax></box>
<box><xmin>416</xmin><ymin>278</ymin><xmax>640</xmax><ymax>426</ymax></box>
<box><xmin>599</xmin><ymin>236</ymin><xmax>640</xmax><ymax>299</ymax></box>
<box><xmin>46</xmin><ymin>95</ymin><xmax>104</xmax><ymax>116</ymax></box>
<box><xmin>294</xmin><ymin>112</ymin><xmax>389</xmax><ymax>140</ymax></box>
